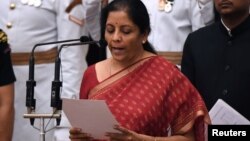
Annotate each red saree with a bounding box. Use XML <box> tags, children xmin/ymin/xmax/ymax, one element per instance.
<box><xmin>80</xmin><ymin>56</ymin><xmax>210</xmax><ymax>141</ymax></box>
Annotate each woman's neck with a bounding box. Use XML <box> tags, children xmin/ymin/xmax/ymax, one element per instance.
<box><xmin>109</xmin><ymin>50</ymin><xmax>156</xmax><ymax>75</ymax></box>
<box><xmin>112</xmin><ymin>50</ymin><xmax>146</xmax><ymax>68</ymax></box>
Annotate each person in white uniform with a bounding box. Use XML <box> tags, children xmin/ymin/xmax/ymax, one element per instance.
<box><xmin>142</xmin><ymin>0</ymin><xmax>214</xmax><ymax>52</ymax></box>
<box><xmin>82</xmin><ymin>0</ymin><xmax>214</xmax><ymax>65</ymax></box>
<box><xmin>0</xmin><ymin>0</ymin><xmax>88</xmax><ymax>141</ymax></box>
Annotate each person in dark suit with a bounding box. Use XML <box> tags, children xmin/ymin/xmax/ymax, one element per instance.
<box><xmin>0</xmin><ymin>29</ymin><xmax>15</xmax><ymax>141</ymax></box>
<box><xmin>181</xmin><ymin>0</ymin><xmax>250</xmax><ymax>121</ymax></box>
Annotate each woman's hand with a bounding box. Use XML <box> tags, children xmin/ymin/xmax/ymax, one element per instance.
<box><xmin>69</xmin><ymin>127</ymin><xmax>93</xmax><ymax>141</ymax></box>
<box><xmin>106</xmin><ymin>125</ymin><xmax>148</xmax><ymax>141</ymax></box>
<box><xmin>106</xmin><ymin>125</ymin><xmax>195</xmax><ymax>141</ymax></box>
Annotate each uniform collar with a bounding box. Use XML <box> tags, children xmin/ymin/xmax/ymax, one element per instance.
<box><xmin>219</xmin><ymin>15</ymin><xmax>250</xmax><ymax>37</ymax></box>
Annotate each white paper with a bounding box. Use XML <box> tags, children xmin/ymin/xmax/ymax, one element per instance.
<box><xmin>209</xmin><ymin>99</ymin><xmax>250</xmax><ymax>125</ymax></box>
<box><xmin>62</xmin><ymin>98</ymin><xmax>120</xmax><ymax>139</ymax></box>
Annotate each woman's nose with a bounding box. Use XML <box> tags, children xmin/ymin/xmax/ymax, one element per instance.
<box><xmin>112</xmin><ymin>31</ymin><xmax>121</xmax><ymax>42</ymax></box>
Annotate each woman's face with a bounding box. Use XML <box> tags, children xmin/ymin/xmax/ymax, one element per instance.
<box><xmin>105</xmin><ymin>10</ymin><xmax>147</xmax><ymax>63</ymax></box>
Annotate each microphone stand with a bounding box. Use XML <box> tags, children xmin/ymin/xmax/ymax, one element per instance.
<box><xmin>48</xmin><ymin>39</ymin><xmax>102</xmax><ymax>126</ymax></box>
<box><xmin>49</xmin><ymin>38</ymin><xmax>99</xmax><ymax>127</ymax></box>
<box><xmin>23</xmin><ymin>113</ymin><xmax>61</xmax><ymax>141</ymax></box>
<box><xmin>59</xmin><ymin>40</ymin><xmax>102</xmax><ymax>49</ymax></box>
<box><xmin>51</xmin><ymin>54</ymin><xmax>62</xmax><ymax>126</ymax></box>
<box><xmin>25</xmin><ymin>55</ymin><xmax>36</xmax><ymax>125</ymax></box>
<box><xmin>25</xmin><ymin>38</ymin><xmax>83</xmax><ymax>116</ymax></box>
<box><xmin>24</xmin><ymin>55</ymin><xmax>62</xmax><ymax>141</ymax></box>
<box><xmin>49</xmin><ymin>39</ymin><xmax>98</xmax><ymax>128</ymax></box>
<box><xmin>23</xmin><ymin>37</ymin><xmax>88</xmax><ymax>141</ymax></box>
<box><xmin>51</xmin><ymin>40</ymin><xmax>100</xmax><ymax>111</ymax></box>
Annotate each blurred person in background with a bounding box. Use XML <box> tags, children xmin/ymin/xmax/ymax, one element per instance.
<box><xmin>0</xmin><ymin>29</ymin><xmax>15</xmax><ymax>141</ymax></box>
<box><xmin>181</xmin><ymin>0</ymin><xmax>250</xmax><ymax>121</ymax></box>
<box><xmin>0</xmin><ymin>0</ymin><xmax>88</xmax><ymax>140</ymax></box>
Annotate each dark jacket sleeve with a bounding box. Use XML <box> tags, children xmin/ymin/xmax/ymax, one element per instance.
<box><xmin>181</xmin><ymin>33</ymin><xmax>195</xmax><ymax>85</ymax></box>
<box><xmin>0</xmin><ymin>30</ymin><xmax>16</xmax><ymax>86</ymax></box>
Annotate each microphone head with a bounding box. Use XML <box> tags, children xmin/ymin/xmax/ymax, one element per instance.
<box><xmin>80</xmin><ymin>36</ymin><xmax>90</xmax><ymax>42</ymax></box>
<box><xmin>99</xmin><ymin>39</ymin><xmax>107</xmax><ymax>48</ymax></box>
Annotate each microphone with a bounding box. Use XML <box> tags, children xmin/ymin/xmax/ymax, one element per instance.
<box><xmin>58</xmin><ymin>38</ymin><xmax>106</xmax><ymax>51</ymax></box>
<box><xmin>26</xmin><ymin>36</ymin><xmax>89</xmax><ymax>125</ymax></box>
<box><xmin>50</xmin><ymin>38</ymin><xmax>105</xmax><ymax>124</ymax></box>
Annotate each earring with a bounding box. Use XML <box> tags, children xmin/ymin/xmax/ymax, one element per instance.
<box><xmin>142</xmin><ymin>40</ymin><xmax>146</xmax><ymax>44</ymax></box>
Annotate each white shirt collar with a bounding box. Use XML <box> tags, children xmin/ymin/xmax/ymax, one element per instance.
<box><xmin>221</xmin><ymin>18</ymin><xmax>232</xmax><ymax>37</ymax></box>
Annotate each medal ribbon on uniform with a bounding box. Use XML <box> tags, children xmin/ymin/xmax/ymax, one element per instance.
<box><xmin>158</xmin><ymin>0</ymin><xmax>174</xmax><ymax>13</ymax></box>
